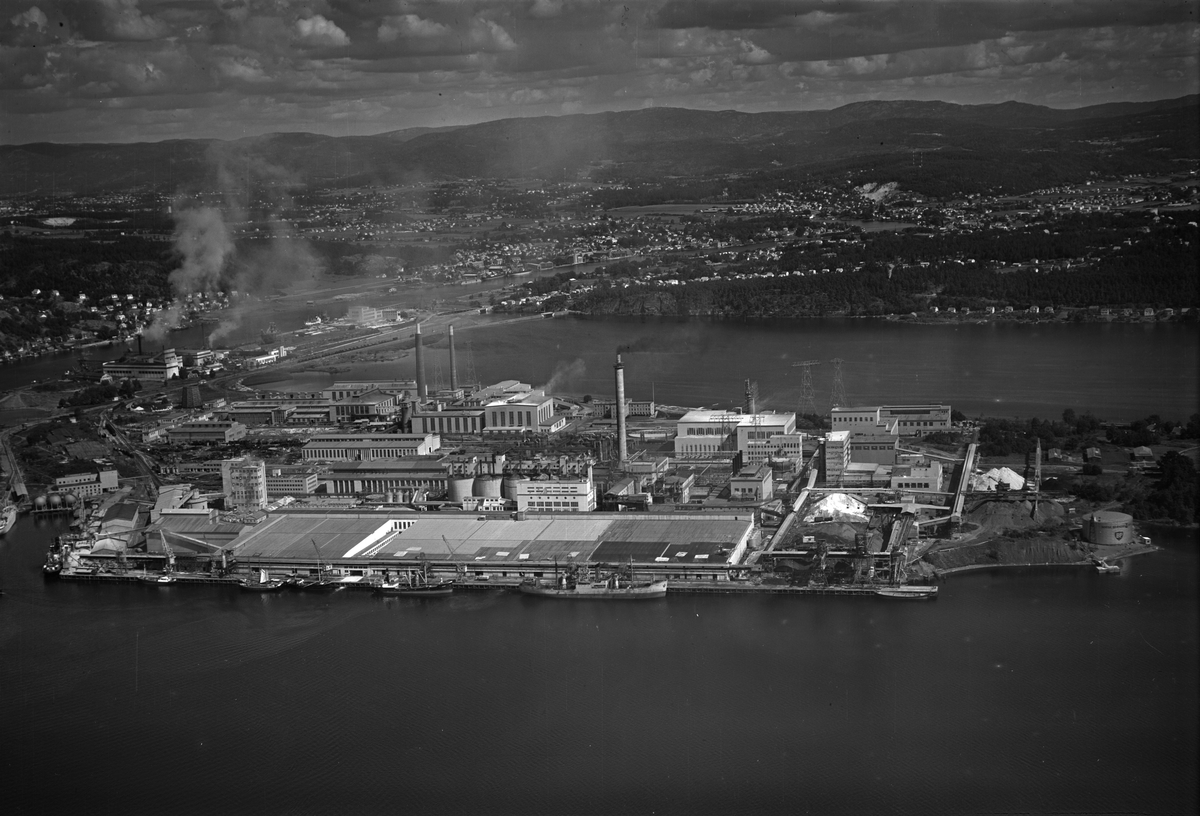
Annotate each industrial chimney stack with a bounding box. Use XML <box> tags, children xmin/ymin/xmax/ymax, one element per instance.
<box><xmin>414</xmin><ymin>322</ymin><xmax>426</xmax><ymax>400</ymax></box>
<box><xmin>614</xmin><ymin>352</ymin><xmax>628</xmax><ymax>465</ymax></box>
<box><xmin>449</xmin><ymin>324</ymin><xmax>458</xmax><ymax>391</ymax></box>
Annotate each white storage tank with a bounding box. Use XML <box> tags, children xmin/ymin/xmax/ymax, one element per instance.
<box><xmin>48</xmin><ymin>492</ymin><xmax>63</xmax><ymax>508</ymax></box>
<box><xmin>1081</xmin><ymin>510</ymin><xmax>1135</xmax><ymax>546</ymax></box>
<box><xmin>448</xmin><ymin>476</ymin><xmax>475</xmax><ymax>504</ymax></box>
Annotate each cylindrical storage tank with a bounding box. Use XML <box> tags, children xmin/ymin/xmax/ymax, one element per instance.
<box><xmin>448</xmin><ymin>476</ymin><xmax>474</xmax><ymax>504</ymax></box>
<box><xmin>502</xmin><ymin>475</ymin><xmax>528</xmax><ymax>501</ymax></box>
<box><xmin>1081</xmin><ymin>510</ymin><xmax>1135</xmax><ymax>545</ymax></box>
<box><xmin>48</xmin><ymin>492</ymin><xmax>62</xmax><ymax>508</ymax></box>
<box><xmin>473</xmin><ymin>475</ymin><xmax>502</xmax><ymax>499</ymax></box>
<box><xmin>34</xmin><ymin>494</ymin><xmax>48</xmax><ymax>509</ymax></box>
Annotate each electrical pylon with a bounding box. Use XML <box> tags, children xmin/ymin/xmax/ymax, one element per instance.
<box><xmin>830</xmin><ymin>358</ymin><xmax>847</xmax><ymax>409</ymax></box>
<box><xmin>792</xmin><ymin>360</ymin><xmax>820</xmax><ymax>417</ymax></box>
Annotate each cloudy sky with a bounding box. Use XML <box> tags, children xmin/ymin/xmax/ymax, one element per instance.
<box><xmin>2</xmin><ymin>0</ymin><xmax>1197</xmax><ymax>144</ymax></box>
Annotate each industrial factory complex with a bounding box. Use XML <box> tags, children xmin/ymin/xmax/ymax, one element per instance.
<box><xmin>31</xmin><ymin>319</ymin><xmax>1151</xmax><ymax>597</ymax></box>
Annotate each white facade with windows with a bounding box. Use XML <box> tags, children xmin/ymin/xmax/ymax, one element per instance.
<box><xmin>515</xmin><ymin>478</ymin><xmax>596</xmax><ymax>512</ymax></box>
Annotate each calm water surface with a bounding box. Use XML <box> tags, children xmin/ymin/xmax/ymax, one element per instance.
<box><xmin>267</xmin><ymin>317</ymin><xmax>1198</xmax><ymax>422</ymax></box>
<box><xmin>2</xmin><ymin>516</ymin><xmax>1196</xmax><ymax>815</ymax></box>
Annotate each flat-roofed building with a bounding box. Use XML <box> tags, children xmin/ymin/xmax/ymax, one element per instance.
<box><xmin>674</xmin><ymin>410</ymin><xmax>797</xmax><ymax>459</ymax></box>
<box><xmin>324</xmin><ymin>380</ymin><xmax>417</xmax><ymax>401</ymax></box>
<box><xmin>53</xmin><ymin>469</ymin><xmax>120</xmax><ymax>497</ymax></box>
<box><xmin>222</xmin><ymin>509</ymin><xmax>755</xmax><ymax>580</ymax></box>
<box><xmin>333</xmin><ymin>389</ymin><xmax>398</xmax><ymax>421</ymax></box>
<box><xmin>323</xmin><ymin>458</ymin><xmax>449</xmax><ymax>498</ymax></box>
<box><xmin>222</xmin><ymin>457</ymin><xmax>267</xmax><ymax>510</ymax></box>
<box><xmin>302</xmin><ymin>433</ymin><xmax>440</xmax><ymax>462</ymax></box>
<box><xmin>102</xmin><ymin>348</ymin><xmax>181</xmax><ymax>384</ymax></box>
<box><xmin>167</xmin><ymin>420</ymin><xmax>247</xmax><ymax>444</ymax></box>
<box><xmin>592</xmin><ymin>398</ymin><xmax>657</xmax><ymax>418</ymax></box>
<box><xmin>890</xmin><ymin>460</ymin><xmax>944</xmax><ymax>494</ymax></box>
<box><xmin>265</xmin><ymin>466</ymin><xmax>320</xmax><ymax>498</ymax></box>
<box><xmin>412</xmin><ymin>406</ymin><xmax>485</xmax><ymax>435</ymax></box>
<box><xmin>849</xmin><ymin>432</ymin><xmax>900</xmax><ymax>464</ymax></box>
<box><xmin>832</xmin><ymin>405</ymin><xmax>951</xmax><ymax>436</ymax></box>
<box><xmin>824</xmin><ymin>431</ymin><xmax>850</xmax><ymax>486</ymax></box>
<box><xmin>484</xmin><ymin>390</ymin><xmax>554</xmax><ymax>435</ymax></box>
<box><xmin>730</xmin><ymin>464</ymin><xmax>773</xmax><ymax>502</ymax></box>
<box><xmin>516</xmin><ymin>477</ymin><xmax>596</xmax><ymax>512</ymax></box>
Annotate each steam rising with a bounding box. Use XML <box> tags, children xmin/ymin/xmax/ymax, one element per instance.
<box><xmin>541</xmin><ymin>358</ymin><xmax>587</xmax><ymax>393</ymax></box>
<box><xmin>144</xmin><ymin>142</ymin><xmax>321</xmax><ymax>346</ymax></box>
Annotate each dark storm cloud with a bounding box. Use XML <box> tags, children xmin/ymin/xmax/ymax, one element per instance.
<box><xmin>0</xmin><ymin>0</ymin><xmax>1195</xmax><ymax>143</ymax></box>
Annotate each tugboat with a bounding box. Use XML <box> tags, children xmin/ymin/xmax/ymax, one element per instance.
<box><xmin>376</xmin><ymin>563</ymin><xmax>454</xmax><ymax>598</ymax></box>
<box><xmin>519</xmin><ymin>564</ymin><xmax>667</xmax><ymax>600</ymax></box>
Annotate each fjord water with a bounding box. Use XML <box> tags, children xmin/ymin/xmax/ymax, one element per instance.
<box><xmin>2</xmin><ymin>517</ymin><xmax>1196</xmax><ymax>815</ymax></box>
<box><xmin>270</xmin><ymin>317</ymin><xmax>1198</xmax><ymax>422</ymax></box>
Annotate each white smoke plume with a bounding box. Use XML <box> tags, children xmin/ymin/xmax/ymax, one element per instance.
<box><xmin>541</xmin><ymin>357</ymin><xmax>587</xmax><ymax>394</ymax></box>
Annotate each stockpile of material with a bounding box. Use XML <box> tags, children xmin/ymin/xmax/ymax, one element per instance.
<box><xmin>969</xmin><ymin>467</ymin><xmax>1025</xmax><ymax>492</ymax></box>
<box><xmin>803</xmin><ymin>493</ymin><xmax>869</xmax><ymax>523</ymax></box>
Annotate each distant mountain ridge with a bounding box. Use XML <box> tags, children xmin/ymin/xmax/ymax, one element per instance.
<box><xmin>1</xmin><ymin>95</ymin><xmax>1195</xmax><ymax>198</ymax></box>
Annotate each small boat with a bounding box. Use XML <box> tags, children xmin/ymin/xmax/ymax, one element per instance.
<box><xmin>140</xmin><ymin>572</ymin><xmax>176</xmax><ymax>584</ymax></box>
<box><xmin>1095</xmin><ymin>560</ymin><xmax>1121</xmax><ymax>574</ymax></box>
<box><xmin>376</xmin><ymin>563</ymin><xmax>454</xmax><ymax>597</ymax></box>
<box><xmin>292</xmin><ymin>539</ymin><xmax>344</xmax><ymax>592</ymax></box>
<box><xmin>239</xmin><ymin>568</ymin><xmax>288</xmax><ymax>592</ymax></box>
<box><xmin>875</xmin><ymin>586</ymin><xmax>938</xmax><ymax>600</ymax></box>
<box><xmin>0</xmin><ymin>504</ymin><xmax>16</xmax><ymax>535</ymax></box>
<box><xmin>519</xmin><ymin>566</ymin><xmax>667</xmax><ymax>600</ymax></box>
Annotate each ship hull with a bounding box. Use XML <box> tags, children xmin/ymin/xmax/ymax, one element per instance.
<box><xmin>519</xmin><ymin>579</ymin><xmax>668</xmax><ymax>599</ymax></box>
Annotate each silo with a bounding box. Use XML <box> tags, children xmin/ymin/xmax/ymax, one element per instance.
<box><xmin>1081</xmin><ymin>510</ymin><xmax>1135</xmax><ymax>545</ymax></box>
<box><xmin>502</xmin><ymin>474</ymin><xmax>528</xmax><ymax>501</ymax></box>
<box><xmin>473</xmin><ymin>475</ymin><xmax>503</xmax><ymax>499</ymax></box>
<box><xmin>448</xmin><ymin>476</ymin><xmax>475</xmax><ymax>504</ymax></box>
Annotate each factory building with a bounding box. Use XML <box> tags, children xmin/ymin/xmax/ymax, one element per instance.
<box><xmin>324</xmin><ymin>380</ymin><xmax>417</xmax><ymax>401</ymax></box>
<box><xmin>674</xmin><ymin>410</ymin><xmax>797</xmax><ymax>460</ymax></box>
<box><xmin>591</xmin><ymin>398</ymin><xmax>657</xmax><ymax>418</ymax></box>
<box><xmin>302</xmin><ymin>433</ymin><xmax>441</xmax><ymax>462</ymax></box>
<box><xmin>730</xmin><ymin>464</ymin><xmax>773</xmax><ymax>502</ymax></box>
<box><xmin>889</xmin><ymin>461</ymin><xmax>944</xmax><ymax>493</ymax></box>
<box><xmin>848</xmin><ymin>432</ymin><xmax>900</xmax><ymax>465</ymax></box>
<box><xmin>167</xmin><ymin>420</ymin><xmax>248</xmax><ymax>444</ymax></box>
<box><xmin>102</xmin><ymin>348</ymin><xmax>182</xmax><ymax>384</ymax></box>
<box><xmin>824</xmin><ymin>431</ymin><xmax>851</xmax><ymax>485</ymax></box>
<box><xmin>53</xmin><ymin>469</ymin><xmax>120</xmax><ymax>498</ymax></box>
<box><xmin>484</xmin><ymin>390</ymin><xmax>556</xmax><ymax>434</ymax></box>
<box><xmin>412</xmin><ymin>406</ymin><xmax>486</xmax><ymax>435</ymax></box>
<box><xmin>222</xmin><ymin>458</ymin><xmax>268</xmax><ymax>510</ymax></box>
<box><xmin>515</xmin><ymin>477</ymin><xmax>597</xmax><ymax>513</ymax></box>
<box><xmin>265</xmin><ymin>466</ymin><xmax>320</xmax><ymax>498</ymax></box>
<box><xmin>322</xmin><ymin>458</ymin><xmax>450</xmax><ymax>499</ymax></box>
<box><xmin>223</xmin><ymin>509</ymin><xmax>755</xmax><ymax>582</ymax></box>
<box><xmin>831</xmin><ymin>405</ymin><xmax>952</xmax><ymax>436</ymax></box>
<box><xmin>332</xmin><ymin>390</ymin><xmax>398</xmax><ymax>421</ymax></box>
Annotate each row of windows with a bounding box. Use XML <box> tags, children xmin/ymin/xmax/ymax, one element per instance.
<box><xmin>490</xmin><ymin>409</ymin><xmax>535</xmax><ymax>428</ymax></box>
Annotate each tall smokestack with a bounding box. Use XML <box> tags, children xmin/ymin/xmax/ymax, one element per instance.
<box><xmin>449</xmin><ymin>324</ymin><xmax>458</xmax><ymax>391</ymax></box>
<box><xmin>745</xmin><ymin>378</ymin><xmax>756</xmax><ymax>415</ymax></box>
<box><xmin>137</xmin><ymin>333</ymin><xmax>143</xmax><ymax>356</ymax></box>
<box><xmin>614</xmin><ymin>352</ymin><xmax>628</xmax><ymax>465</ymax></box>
<box><xmin>415</xmin><ymin>322</ymin><xmax>426</xmax><ymax>400</ymax></box>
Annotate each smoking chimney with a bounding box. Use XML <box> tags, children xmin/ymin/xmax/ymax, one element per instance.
<box><xmin>745</xmin><ymin>378</ymin><xmax>756</xmax><ymax>415</ymax></box>
<box><xmin>414</xmin><ymin>322</ymin><xmax>426</xmax><ymax>400</ymax></box>
<box><xmin>449</xmin><ymin>324</ymin><xmax>458</xmax><ymax>391</ymax></box>
<box><xmin>614</xmin><ymin>352</ymin><xmax>628</xmax><ymax>465</ymax></box>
